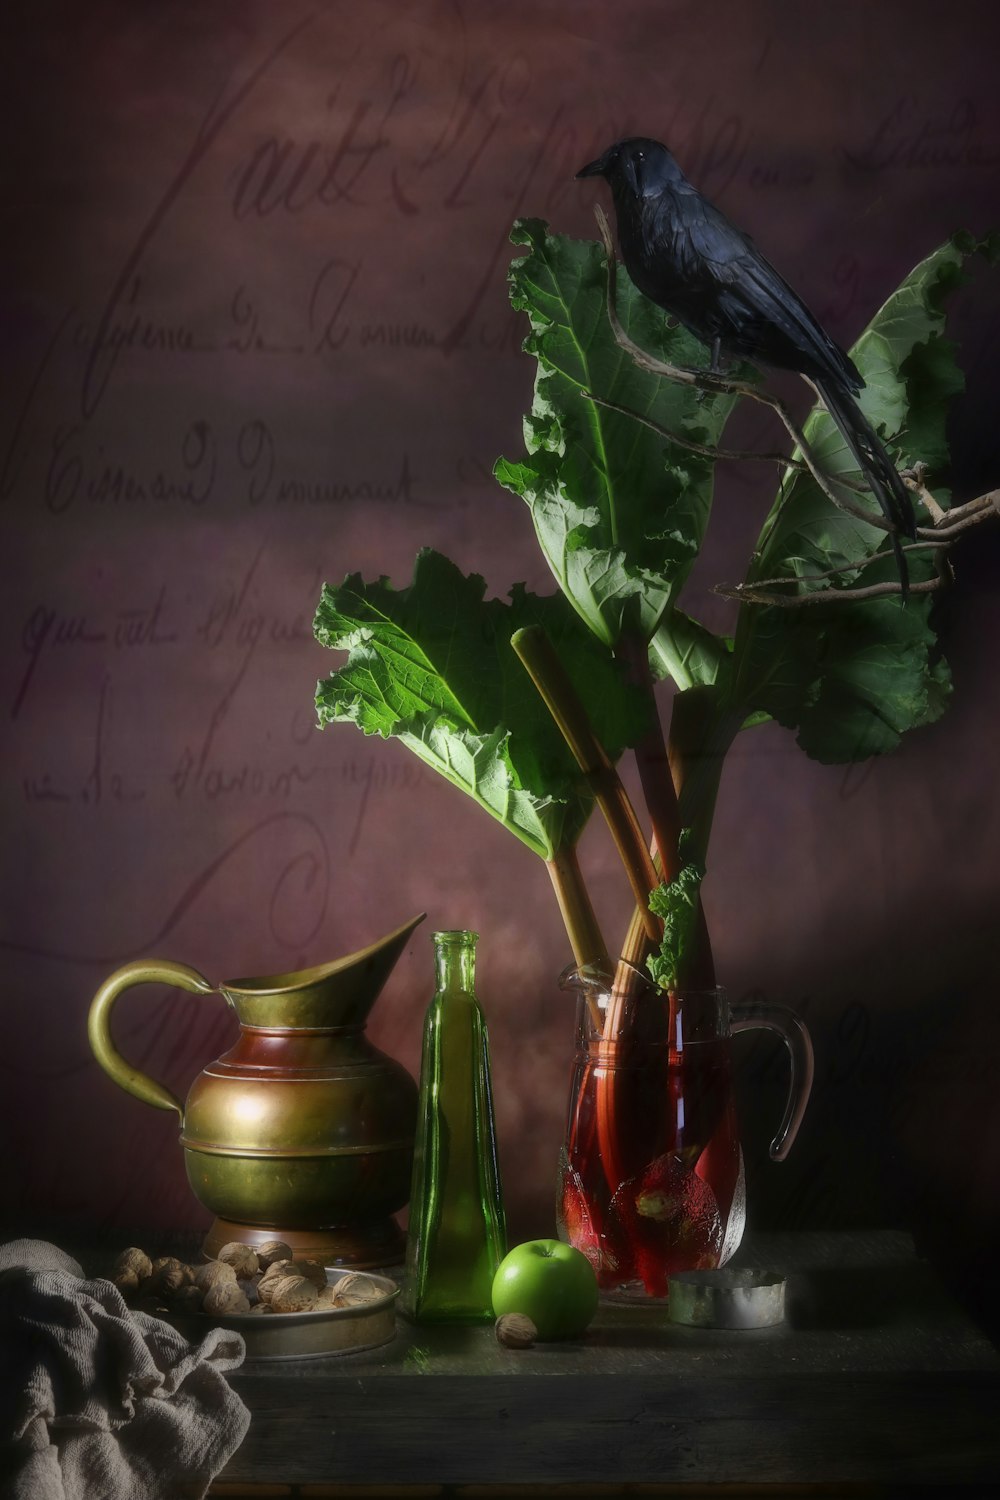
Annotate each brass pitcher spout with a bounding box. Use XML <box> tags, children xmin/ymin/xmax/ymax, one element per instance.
<box><xmin>222</xmin><ymin>913</ymin><xmax>426</xmax><ymax>1030</ymax></box>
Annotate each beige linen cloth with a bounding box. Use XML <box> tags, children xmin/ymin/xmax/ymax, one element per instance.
<box><xmin>0</xmin><ymin>1239</ymin><xmax>250</xmax><ymax>1500</ymax></box>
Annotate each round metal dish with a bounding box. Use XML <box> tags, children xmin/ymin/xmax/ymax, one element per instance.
<box><xmin>667</xmin><ymin>1268</ymin><xmax>786</xmax><ymax>1329</ymax></box>
<box><xmin>170</xmin><ymin>1266</ymin><xmax>399</xmax><ymax>1359</ymax></box>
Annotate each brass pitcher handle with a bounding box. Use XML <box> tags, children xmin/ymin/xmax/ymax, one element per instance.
<box><xmin>730</xmin><ymin>1001</ymin><xmax>815</xmax><ymax>1162</ymax></box>
<box><xmin>87</xmin><ymin>959</ymin><xmax>215</xmax><ymax>1119</ymax></box>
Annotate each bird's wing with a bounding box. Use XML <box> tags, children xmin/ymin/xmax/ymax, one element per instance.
<box><xmin>674</xmin><ymin>193</ymin><xmax>862</xmax><ymax>391</ymax></box>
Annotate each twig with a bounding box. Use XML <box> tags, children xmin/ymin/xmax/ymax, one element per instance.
<box><xmin>941</xmin><ymin>489</ymin><xmax>997</xmax><ymax>521</ymax></box>
<box><xmin>903</xmin><ymin>462</ymin><xmax>948</xmax><ymax>524</ymax></box>
<box><xmin>901</xmin><ymin>467</ymin><xmax>999</xmax><ymax>534</ymax></box>
<box><xmin>582</xmin><ymin>388</ymin><xmax>868</xmax><ymax>492</ymax></box>
<box><xmin>919</xmin><ymin>490</ymin><xmax>999</xmax><ymax>535</ymax></box>
<box><xmin>718</xmin><ymin>539</ymin><xmax>946</xmax><ymax>594</ymax></box>
<box><xmin>716</xmin><ymin>486</ymin><xmax>998</xmax><ymax>605</ymax></box>
<box><xmin>719</xmin><ymin>575</ymin><xmax>945</xmax><ymax>607</ymax></box>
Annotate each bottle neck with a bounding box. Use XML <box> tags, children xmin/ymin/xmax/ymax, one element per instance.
<box><xmin>433</xmin><ymin>930</ymin><xmax>478</xmax><ymax>994</ymax></box>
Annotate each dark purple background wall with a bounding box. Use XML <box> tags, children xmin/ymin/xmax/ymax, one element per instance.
<box><xmin>3</xmin><ymin>0</ymin><xmax>1000</xmax><ymax>1312</ymax></box>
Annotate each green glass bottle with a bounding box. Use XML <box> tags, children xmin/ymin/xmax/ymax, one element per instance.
<box><xmin>401</xmin><ymin>930</ymin><xmax>506</xmax><ymax>1323</ymax></box>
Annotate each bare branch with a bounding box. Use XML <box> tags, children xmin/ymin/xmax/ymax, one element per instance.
<box><xmin>717</xmin><ymin>575</ymin><xmax>945</xmax><ymax>607</ymax></box>
<box><xmin>582</xmin><ymin>388</ymin><xmax>866</xmax><ymax>489</ymax></box>
<box><xmin>725</xmin><ymin>539</ymin><xmax>948</xmax><ymax>594</ymax></box>
<box><xmin>920</xmin><ymin>489</ymin><xmax>999</xmax><ymax>534</ymax></box>
<box><xmin>716</xmin><ymin>492</ymin><xmax>994</xmax><ymax>607</ymax></box>
<box><xmin>903</xmin><ymin>462</ymin><xmax>948</xmax><ymax>524</ymax></box>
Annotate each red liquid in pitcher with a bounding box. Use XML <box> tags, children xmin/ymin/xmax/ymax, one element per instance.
<box><xmin>559</xmin><ymin>1038</ymin><xmax>742</xmax><ymax>1297</ymax></box>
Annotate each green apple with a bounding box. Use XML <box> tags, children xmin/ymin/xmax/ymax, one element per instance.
<box><xmin>491</xmin><ymin>1239</ymin><xmax>599</xmax><ymax>1341</ymax></box>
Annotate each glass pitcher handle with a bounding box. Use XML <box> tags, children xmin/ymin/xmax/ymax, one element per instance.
<box><xmin>87</xmin><ymin>958</ymin><xmax>215</xmax><ymax>1120</ymax></box>
<box><xmin>730</xmin><ymin>1001</ymin><xmax>814</xmax><ymax>1161</ymax></box>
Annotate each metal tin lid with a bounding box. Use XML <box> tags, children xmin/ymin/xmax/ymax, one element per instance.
<box><xmin>667</xmin><ymin>1268</ymin><xmax>786</xmax><ymax>1329</ymax></box>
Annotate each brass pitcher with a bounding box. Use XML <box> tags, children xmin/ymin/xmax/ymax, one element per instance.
<box><xmin>88</xmin><ymin>913</ymin><xmax>424</xmax><ymax>1265</ymax></box>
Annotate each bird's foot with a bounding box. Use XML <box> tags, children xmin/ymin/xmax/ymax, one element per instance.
<box><xmin>695</xmin><ymin>368</ymin><xmax>731</xmax><ymax>403</ymax></box>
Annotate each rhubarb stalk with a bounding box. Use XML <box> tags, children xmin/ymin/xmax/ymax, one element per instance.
<box><xmin>512</xmin><ymin>625</ymin><xmax>664</xmax><ymax>1191</ymax></box>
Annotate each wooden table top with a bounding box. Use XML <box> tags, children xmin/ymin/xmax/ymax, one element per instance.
<box><xmin>215</xmin><ymin>1230</ymin><xmax>1000</xmax><ymax>1488</ymax></box>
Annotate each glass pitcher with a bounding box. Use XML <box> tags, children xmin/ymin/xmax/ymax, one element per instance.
<box><xmin>557</xmin><ymin>962</ymin><xmax>813</xmax><ymax>1298</ymax></box>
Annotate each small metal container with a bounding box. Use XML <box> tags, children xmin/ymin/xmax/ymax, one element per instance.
<box><xmin>171</xmin><ymin>1267</ymin><xmax>399</xmax><ymax>1360</ymax></box>
<box><xmin>668</xmin><ymin>1268</ymin><xmax>786</xmax><ymax>1329</ymax></box>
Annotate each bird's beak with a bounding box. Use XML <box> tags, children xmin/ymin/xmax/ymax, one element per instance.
<box><xmin>575</xmin><ymin>154</ymin><xmax>607</xmax><ymax>180</ymax></box>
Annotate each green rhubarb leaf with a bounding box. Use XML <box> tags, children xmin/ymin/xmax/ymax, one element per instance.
<box><xmin>495</xmin><ymin>218</ymin><xmax>740</xmax><ymax>650</ymax></box>
<box><xmin>314</xmin><ymin>548</ymin><xmax>649</xmax><ymax>860</ymax></box>
<box><xmin>648</xmin><ymin>608</ymin><xmax>733</xmax><ymax>692</ymax></box>
<box><xmin>726</xmin><ymin>234</ymin><xmax>990</xmax><ymax>763</ymax></box>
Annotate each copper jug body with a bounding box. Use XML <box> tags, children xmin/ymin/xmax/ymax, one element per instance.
<box><xmin>88</xmin><ymin>914</ymin><xmax>424</xmax><ymax>1265</ymax></box>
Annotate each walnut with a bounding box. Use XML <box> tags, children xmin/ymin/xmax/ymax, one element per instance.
<box><xmin>495</xmin><ymin>1313</ymin><xmax>537</xmax><ymax>1349</ymax></box>
<box><xmin>216</xmin><ymin>1241</ymin><xmax>259</xmax><ymax>1278</ymax></box>
<box><xmin>237</xmin><ymin>1276</ymin><xmax>260</xmax><ymax>1306</ymax></box>
<box><xmin>331</xmin><ymin>1272</ymin><xmax>381</xmax><ymax>1307</ymax></box>
<box><xmin>289</xmin><ymin>1257</ymin><xmax>326</xmax><ymax>1290</ymax></box>
<box><xmin>203</xmin><ymin>1280</ymin><xmax>251</xmax><ymax>1317</ymax></box>
<box><xmin>148</xmin><ymin>1257</ymin><xmax>193</xmax><ymax>1297</ymax></box>
<box><xmin>255</xmin><ymin>1239</ymin><xmax>293</xmax><ymax>1269</ymax></box>
<box><xmin>267</xmin><ymin>1274</ymin><xmax>319</xmax><ymax>1313</ymax></box>
<box><xmin>110</xmin><ymin>1245</ymin><xmax>154</xmax><ymax>1298</ymax></box>
<box><xmin>193</xmin><ymin>1260</ymin><xmax>238</xmax><ymax>1294</ymax></box>
<box><xmin>257</xmin><ymin>1260</ymin><xmax>293</xmax><ymax>1303</ymax></box>
<box><xmin>257</xmin><ymin>1256</ymin><xmax>326</xmax><ymax>1302</ymax></box>
<box><xmin>256</xmin><ymin>1256</ymin><xmax>320</xmax><ymax>1295</ymax></box>
<box><xmin>172</xmin><ymin>1284</ymin><xmax>205</xmax><ymax>1314</ymax></box>
<box><xmin>113</xmin><ymin>1247</ymin><xmax>152</xmax><ymax>1283</ymax></box>
<box><xmin>313</xmin><ymin>1285</ymin><xmax>339</xmax><ymax>1309</ymax></box>
<box><xmin>247</xmin><ymin>1303</ymin><xmax>272</xmax><ymax>1315</ymax></box>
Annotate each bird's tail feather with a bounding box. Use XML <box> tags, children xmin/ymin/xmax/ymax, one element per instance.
<box><xmin>813</xmin><ymin>376</ymin><xmax>915</xmax><ymax>600</ymax></box>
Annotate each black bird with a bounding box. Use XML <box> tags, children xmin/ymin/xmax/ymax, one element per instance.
<box><xmin>577</xmin><ymin>137</ymin><xmax>916</xmax><ymax>595</ymax></box>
